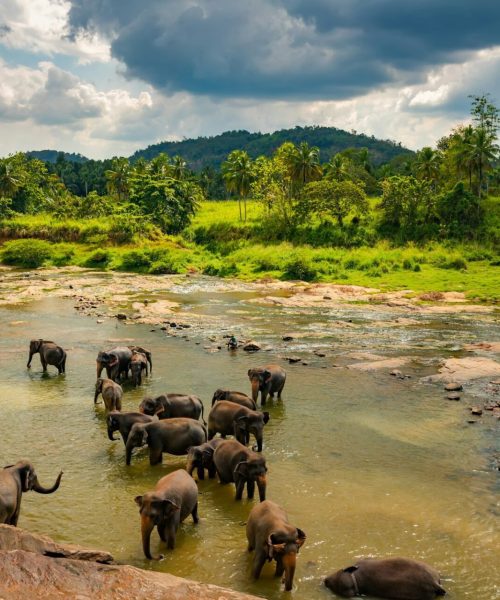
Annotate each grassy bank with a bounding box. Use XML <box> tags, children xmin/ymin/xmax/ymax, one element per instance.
<box><xmin>1</xmin><ymin>201</ymin><xmax>499</xmax><ymax>301</ymax></box>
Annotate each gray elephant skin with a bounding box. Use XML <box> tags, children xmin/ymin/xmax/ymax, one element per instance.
<box><xmin>186</xmin><ymin>438</ymin><xmax>225</xmax><ymax>480</ymax></box>
<box><xmin>208</xmin><ymin>400</ymin><xmax>269</xmax><ymax>452</ymax></box>
<box><xmin>211</xmin><ymin>389</ymin><xmax>257</xmax><ymax>410</ymax></box>
<box><xmin>96</xmin><ymin>346</ymin><xmax>132</xmax><ymax>382</ymax></box>
<box><xmin>128</xmin><ymin>345</ymin><xmax>152</xmax><ymax>372</ymax></box>
<box><xmin>0</xmin><ymin>461</ymin><xmax>63</xmax><ymax>525</ymax></box>
<box><xmin>139</xmin><ymin>393</ymin><xmax>205</xmax><ymax>423</ymax></box>
<box><xmin>246</xmin><ymin>500</ymin><xmax>306</xmax><ymax>592</ymax></box>
<box><xmin>94</xmin><ymin>378</ymin><xmax>123</xmax><ymax>412</ymax></box>
<box><xmin>213</xmin><ymin>439</ymin><xmax>267</xmax><ymax>501</ymax></box>
<box><xmin>130</xmin><ymin>350</ymin><xmax>148</xmax><ymax>387</ymax></box>
<box><xmin>248</xmin><ymin>364</ymin><xmax>286</xmax><ymax>406</ymax></box>
<box><xmin>135</xmin><ymin>469</ymin><xmax>198</xmax><ymax>559</ymax></box>
<box><xmin>324</xmin><ymin>557</ymin><xmax>446</xmax><ymax>599</ymax></box>
<box><xmin>106</xmin><ymin>411</ymin><xmax>158</xmax><ymax>445</ymax></box>
<box><xmin>126</xmin><ymin>418</ymin><xmax>207</xmax><ymax>465</ymax></box>
<box><xmin>27</xmin><ymin>339</ymin><xmax>66</xmax><ymax>374</ymax></box>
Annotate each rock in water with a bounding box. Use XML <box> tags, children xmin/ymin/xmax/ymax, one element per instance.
<box><xmin>243</xmin><ymin>341</ymin><xmax>261</xmax><ymax>352</ymax></box>
<box><xmin>444</xmin><ymin>382</ymin><xmax>463</xmax><ymax>391</ymax></box>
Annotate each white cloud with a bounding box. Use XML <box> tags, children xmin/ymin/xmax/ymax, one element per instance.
<box><xmin>0</xmin><ymin>0</ymin><xmax>110</xmax><ymax>62</ymax></box>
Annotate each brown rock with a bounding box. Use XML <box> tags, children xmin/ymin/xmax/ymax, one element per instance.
<box><xmin>282</xmin><ymin>335</ymin><xmax>294</xmax><ymax>341</ymax></box>
<box><xmin>0</xmin><ymin>526</ymin><xmax>262</xmax><ymax>600</ymax></box>
<box><xmin>286</xmin><ymin>356</ymin><xmax>301</xmax><ymax>363</ymax></box>
<box><xmin>470</xmin><ymin>407</ymin><xmax>483</xmax><ymax>416</ymax></box>
<box><xmin>115</xmin><ymin>313</ymin><xmax>127</xmax><ymax>320</ymax></box>
<box><xmin>243</xmin><ymin>341</ymin><xmax>261</xmax><ymax>352</ymax></box>
<box><xmin>446</xmin><ymin>393</ymin><xmax>461</xmax><ymax>401</ymax></box>
<box><xmin>444</xmin><ymin>382</ymin><xmax>463</xmax><ymax>391</ymax></box>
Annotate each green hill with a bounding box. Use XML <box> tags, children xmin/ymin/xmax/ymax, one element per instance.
<box><xmin>26</xmin><ymin>150</ymin><xmax>89</xmax><ymax>163</ymax></box>
<box><xmin>131</xmin><ymin>126</ymin><xmax>412</xmax><ymax>169</ymax></box>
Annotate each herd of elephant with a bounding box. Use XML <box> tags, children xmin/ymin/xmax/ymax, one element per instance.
<box><xmin>0</xmin><ymin>338</ymin><xmax>448</xmax><ymax>599</ymax></box>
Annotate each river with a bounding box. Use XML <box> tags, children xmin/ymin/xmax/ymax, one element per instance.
<box><xmin>0</xmin><ymin>271</ymin><xmax>498</xmax><ymax>599</ymax></box>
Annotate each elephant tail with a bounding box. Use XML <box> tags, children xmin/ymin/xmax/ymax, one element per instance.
<box><xmin>200</xmin><ymin>399</ymin><xmax>207</xmax><ymax>426</ymax></box>
<box><xmin>435</xmin><ymin>584</ymin><xmax>447</xmax><ymax>596</ymax></box>
<box><xmin>201</xmin><ymin>423</ymin><xmax>208</xmax><ymax>442</ymax></box>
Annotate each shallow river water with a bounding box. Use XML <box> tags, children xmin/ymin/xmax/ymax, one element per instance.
<box><xmin>0</xmin><ymin>274</ymin><xmax>499</xmax><ymax>599</ymax></box>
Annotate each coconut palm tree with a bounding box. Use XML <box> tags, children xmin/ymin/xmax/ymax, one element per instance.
<box><xmin>287</xmin><ymin>142</ymin><xmax>322</xmax><ymax>187</ymax></box>
<box><xmin>221</xmin><ymin>150</ymin><xmax>254</xmax><ymax>221</ymax></box>
<box><xmin>414</xmin><ymin>147</ymin><xmax>442</xmax><ymax>187</ymax></box>
<box><xmin>468</xmin><ymin>127</ymin><xmax>499</xmax><ymax>197</ymax></box>
<box><xmin>172</xmin><ymin>155</ymin><xmax>187</xmax><ymax>180</ymax></box>
<box><xmin>105</xmin><ymin>157</ymin><xmax>130</xmax><ymax>202</ymax></box>
<box><xmin>0</xmin><ymin>161</ymin><xmax>22</xmax><ymax>199</ymax></box>
<box><xmin>325</xmin><ymin>154</ymin><xmax>351</xmax><ymax>181</ymax></box>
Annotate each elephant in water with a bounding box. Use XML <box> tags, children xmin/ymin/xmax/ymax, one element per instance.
<box><xmin>96</xmin><ymin>347</ymin><xmax>132</xmax><ymax>382</ymax></box>
<box><xmin>27</xmin><ymin>339</ymin><xmax>66</xmax><ymax>374</ymax></box>
<box><xmin>247</xmin><ymin>364</ymin><xmax>286</xmax><ymax>406</ymax></box>
<box><xmin>246</xmin><ymin>500</ymin><xmax>306</xmax><ymax>592</ymax></box>
<box><xmin>94</xmin><ymin>378</ymin><xmax>123</xmax><ymax>412</ymax></box>
<box><xmin>324</xmin><ymin>557</ymin><xmax>446</xmax><ymax>599</ymax></box>
<box><xmin>208</xmin><ymin>401</ymin><xmax>269</xmax><ymax>452</ymax></box>
<box><xmin>0</xmin><ymin>461</ymin><xmax>63</xmax><ymax>526</ymax></box>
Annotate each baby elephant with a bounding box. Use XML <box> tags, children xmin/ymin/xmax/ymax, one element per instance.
<box><xmin>106</xmin><ymin>411</ymin><xmax>158</xmax><ymax>445</ymax></box>
<box><xmin>135</xmin><ymin>469</ymin><xmax>198</xmax><ymax>559</ymax></box>
<box><xmin>0</xmin><ymin>461</ymin><xmax>63</xmax><ymax>526</ymax></box>
<box><xmin>324</xmin><ymin>557</ymin><xmax>446</xmax><ymax>599</ymax></box>
<box><xmin>186</xmin><ymin>438</ymin><xmax>226</xmax><ymax>480</ymax></box>
<box><xmin>248</xmin><ymin>364</ymin><xmax>286</xmax><ymax>406</ymax></box>
<box><xmin>140</xmin><ymin>394</ymin><xmax>205</xmax><ymax>423</ymax></box>
<box><xmin>211</xmin><ymin>389</ymin><xmax>257</xmax><ymax>410</ymax></box>
<box><xmin>208</xmin><ymin>401</ymin><xmax>269</xmax><ymax>452</ymax></box>
<box><xmin>27</xmin><ymin>339</ymin><xmax>66</xmax><ymax>374</ymax></box>
<box><xmin>213</xmin><ymin>439</ymin><xmax>267</xmax><ymax>501</ymax></box>
<box><xmin>94</xmin><ymin>378</ymin><xmax>123</xmax><ymax>412</ymax></box>
<box><xmin>247</xmin><ymin>500</ymin><xmax>306</xmax><ymax>592</ymax></box>
<box><xmin>130</xmin><ymin>351</ymin><xmax>148</xmax><ymax>387</ymax></box>
<box><xmin>126</xmin><ymin>418</ymin><xmax>207</xmax><ymax>465</ymax></box>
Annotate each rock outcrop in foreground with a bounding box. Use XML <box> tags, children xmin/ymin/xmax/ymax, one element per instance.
<box><xmin>0</xmin><ymin>525</ymin><xmax>262</xmax><ymax>600</ymax></box>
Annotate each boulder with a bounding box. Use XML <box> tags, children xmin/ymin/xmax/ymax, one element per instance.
<box><xmin>243</xmin><ymin>341</ymin><xmax>261</xmax><ymax>352</ymax></box>
<box><xmin>444</xmin><ymin>382</ymin><xmax>463</xmax><ymax>391</ymax></box>
<box><xmin>0</xmin><ymin>525</ymin><xmax>262</xmax><ymax>600</ymax></box>
<box><xmin>423</xmin><ymin>357</ymin><xmax>500</xmax><ymax>384</ymax></box>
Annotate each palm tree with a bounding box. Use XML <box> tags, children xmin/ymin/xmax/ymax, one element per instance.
<box><xmin>325</xmin><ymin>154</ymin><xmax>351</xmax><ymax>181</ymax></box>
<box><xmin>449</xmin><ymin>125</ymin><xmax>475</xmax><ymax>191</ymax></box>
<box><xmin>172</xmin><ymin>155</ymin><xmax>187</xmax><ymax>180</ymax></box>
<box><xmin>468</xmin><ymin>127</ymin><xmax>499</xmax><ymax>197</ymax></box>
<box><xmin>149</xmin><ymin>153</ymin><xmax>171</xmax><ymax>178</ymax></box>
<box><xmin>105</xmin><ymin>157</ymin><xmax>130</xmax><ymax>202</ymax></box>
<box><xmin>0</xmin><ymin>161</ymin><xmax>22</xmax><ymax>198</ymax></box>
<box><xmin>414</xmin><ymin>147</ymin><xmax>442</xmax><ymax>187</ymax></box>
<box><xmin>287</xmin><ymin>142</ymin><xmax>322</xmax><ymax>187</ymax></box>
<box><xmin>221</xmin><ymin>150</ymin><xmax>254</xmax><ymax>221</ymax></box>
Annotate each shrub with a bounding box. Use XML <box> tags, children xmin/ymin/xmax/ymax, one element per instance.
<box><xmin>1</xmin><ymin>239</ymin><xmax>54</xmax><ymax>267</ymax></box>
<box><xmin>120</xmin><ymin>250</ymin><xmax>152</xmax><ymax>270</ymax></box>
<box><xmin>83</xmin><ymin>249</ymin><xmax>112</xmax><ymax>268</ymax></box>
<box><xmin>283</xmin><ymin>255</ymin><xmax>318</xmax><ymax>281</ymax></box>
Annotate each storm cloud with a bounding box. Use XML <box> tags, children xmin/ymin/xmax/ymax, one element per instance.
<box><xmin>67</xmin><ymin>0</ymin><xmax>500</xmax><ymax>100</ymax></box>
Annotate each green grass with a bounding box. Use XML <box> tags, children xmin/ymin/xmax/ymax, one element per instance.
<box><xmin>1</xmin><ymin>200</ymin><xmax>499</xmax><ymax>301</ymax></box>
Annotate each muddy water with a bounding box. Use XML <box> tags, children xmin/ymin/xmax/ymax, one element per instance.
<box><xmin>0</xmin><ymin>280</ymin><xmax>499</xmax><ymax>599</ymax></box>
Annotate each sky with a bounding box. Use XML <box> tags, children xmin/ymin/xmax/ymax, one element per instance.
<box><xmin>1</xmin><ymin>0</ymin><xmax>499</xmax><ymax>159</ymax></box>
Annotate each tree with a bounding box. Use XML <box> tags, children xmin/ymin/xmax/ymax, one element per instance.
<box><xmin>300</xmin><ymin>179</ymin><xmax>368</xmax><ymax>227</ymax></box>
<box><xmin>221</xmin><ymin>150</ymin><xmax>254</xmax><ymax>221</ymax></box>
<box><xmin>286</xmin><ymin>142</ymin><xmax>322</xmax><ymax>187</ymax></box>
<box><xmin>172</xmin><ymin>155</ymin><xmax>188</xmax><ymax>180</ymax></box>
<box><xmin>414</xmin><ymin>147</ymin><xmax>442</xmax><ymax>188</ymax></box>
<box><xmin>437</xmin><ymin>182</ymin><xmax>483</xmax><ymax>239</ymax></box>
<box><xmin>0</xmin><ymin>161</ymin><xmax>22</xmax><ymax>199</ymax></box>
<box><xmin>469</xmin><ymin>93</ymin><xmax>500</xmax><ymax>134</ymax></box>
<box><xmin>105</xmin><ymin>158</ymin><xmax>130</xmax><ymax>202</ymax></box>
<box><xmin>324</xmin><ymin>154</ymin><xmax>352</xmax><ymax>181</ymax></box>
<box><xmin>468</xmin><ymin>126</ymin><xmax>498</xmax><ymax>197</ymax></box>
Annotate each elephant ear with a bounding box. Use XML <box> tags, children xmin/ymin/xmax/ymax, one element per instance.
<box><xmin>22</xmin><ymin>466</ymin><xmax>33</xmax><ymax>492</ymax></box>
<box><xmin>343</xmin><ymin>565</ymin><xmax>359</xmax><ymax>573</ymax></box>
<box><xmin>233</xmin><ymin>461</ymin><xmax>248</xmax><ymax>477</ymax></box>
<box><xmin>134</xmin><ymin>495</ymin><xmax>144</xmax><ymax>507</ymax></box>
<box><xmin>267</xmin><ymin>534</ymin><xmax>286</xmax><ymax>559</ymax></box>
<box><xmin>162</xmin><ymin>499</ymin><xmax>180</xmax><ymax>515</ymax></box>
<box><xmin>236</xmin><ymin>415</ymin><xmax>249</xmax><ymax>430</ymax></box>
<box><xmin>262</xmin><ymin>411</ymin><xmax>270</xmax><ymax>424</ymax></box>
<box><xmin>264</xmin><ymin>370</ymin><xmax>272</xmax><ymax>383</ymax></box>
<box><xmin>295</xmin><ymin>528</ymin><xmax>306</xmax><ymax>550</ymax></box>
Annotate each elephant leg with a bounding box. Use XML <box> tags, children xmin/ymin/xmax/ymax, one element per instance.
<box><xmin>197</xmin><ymin>466</ymin><xmax>205</xmax><ymax>481</ymax></box>
<box><xmin>235</xmin><ymin>478</ymin><xmax>245</xmax><ymax>500</ymax></box>
<box><xmin>207</xmin><ymin>428</ymin><xmax>215</xmax><ymax>440</ymax></box>
<box><xmin>158</xmin><ymin>524</ymin><xmax>167</xmax><ymax>542</ymax></box>
<box><xmin>246</xmin><ymin>479</ymin><xmax>255</xmax><ymax>499</ymax></box>
<box><xmin>191</xmin><ymin>503</ymin><xmax>199</xmax><ymax>524</ymax></box>
<box><xmin>275</xmin><ymin>556</ymin><xmax>284</xmax><ymax>577</ymax></box>
<box><xmin>252</xmin><ymin>552</ymin><xmax>267</xmax><ymax>580</ymax></box>
<box><xmin>247</xmin><ymin>541</ymin><xmax>254</xmax><ymax>552</ymax></box>
<box><xmin>166</xmin><ymin>527</ymin><xmax>176</xmax><ymax>550</ymax></box>
<box><xmin>149</xmin><ymin>447</ymin><xmax>163</xmax><ymax>466</ymax></box>
<box><xmin>41</xmin><ymin>357</ymin><xmax>47</xmax><ymax>372</ymax></box>
<box><xmin>9</xmin><ymin>504</ymin><xmax>21</xmax><ymax>527</ymax></box>
<box><xmin>278</xmin><ymin>382</ymin><xmax>285</xmax><ymax>398</ymax></box>
<box><xmin>208</xmin><ymin>465</ymin><xmax>217</xmax><ymax>479</ymax></box>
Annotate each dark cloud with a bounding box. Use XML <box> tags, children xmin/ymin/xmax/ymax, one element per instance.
<box><xmin>68</xmin><ymin>0</ymin><xmax>500</xmax><ymax>100</ymax></box>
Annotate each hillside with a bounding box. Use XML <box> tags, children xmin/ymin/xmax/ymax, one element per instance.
<box><xmin>130</xmin><ymin>126</ymin><xmax>413</xmax><ymax>169</ymax></box>
<box><xmin>26</xmin><ymin>150</ymin><xmax>89</xmax><ymax>164</ymax></box>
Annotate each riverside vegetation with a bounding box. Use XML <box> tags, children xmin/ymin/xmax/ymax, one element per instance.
<box><xmin>1</xmin><ymin>95</ymin><xmax>499</xmax><ymax>301</ymax></box>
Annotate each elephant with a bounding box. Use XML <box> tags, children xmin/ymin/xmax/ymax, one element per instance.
<box><xmin>211</xmin><ymin>389</ymin><xmax>257</xmax><ymax>410</ymax></box>
<box><xmin>248</xmin><ymin>364</ymin><xmax>286</xmax><ymax>406</ymax></box>
<box><xmin>128</xmin><ymin>345</ymin><xmax>152</xmax><ymax>372</ymax></box>
<box><xmin>27</xmin><ymin>339</ymin><xmax>66</xmax><ymax>374</ymax></box>
<box><xmin>185</xmin><ymin>438</ymin><xmax>226</xmax><ymax>481</ymax></box>
<box><xmin>135</xmin><ymin>470</ymin><xmax>198</xmax><ymax>559</ymax></box>
<box><xmin>96</xmin><ymin>347</ymin><xmax>132</xmax><ymax>382</ymax></box>
<box><xmin>106</xmin><ymin>411</ymin><xmax>158</xmax><ymax>445</ymax></box>
<box><xmin>208</xmin><ymin>401</ymin><xmax>269</xmax><ymax>452</ymax></box>
<box><xmin>130</xmin><ymin>351</ymin><xmax>148</xmax><ymax>387</ymax></box>
<box><xmin>0</xmin><ymin>461</ymin><xmax>63</xmax><ymax>526</ymax></box>
<box><xmin>139</xmin><ymin>394</ymin><xmax>205</xmax><ymax>423</ymax></box>
<box><xmin>324</xmin><ymin>557</ymin><xmax>446</xmax><ymax>599</ymax></box>
<box><xmin>246</xmin><ymin>500</ymin><xmax>306</xmax><ymax>592</ymax></box>
<box><xmin>126</xmin><ymin>418</ymin><xmax>207</xmax><ymax>466</ymax></box>
<box><xmin>213</xmin><ymin>439</ymin><xmax>267</xmax><ymax>501</ymax></box>
<box><xmin>94</xmin><ymin>378</ymin><xmax>123</xmax><ymax>412</ymax></box>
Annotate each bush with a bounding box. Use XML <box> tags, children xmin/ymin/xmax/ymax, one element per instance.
<box><xmin>83</xmin><ymin>249</ymin><xmax>112</xmax><ymax>268</ymax></box>
<box><xmin>283</xmin><ymin>255</ymin><xmax>318</xmax><ymax>281</ymax></box>
<box><xmin>1</xmin><ymin>239</ymin><xmax>54</xmax><ymax>267</ymax></box>
<box><xmin>120</xmin><ymin>249</ymin><xmax>152</xmax><ymax>270</ymax></box>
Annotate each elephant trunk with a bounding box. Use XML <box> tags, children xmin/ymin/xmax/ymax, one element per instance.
<box><xmin>125</xmin><ymin>440</ymin><xmax>136</xmax><ymax>465</ymax></box>
<box><xmin>94</xmin><ymin>389</ymin><xmax>100</xmax><ymax>404</ymax></box>
<box><xmin>251</xmin><ymin>380</ymin><xmax>259</xmax><ymax>403</ymax></box>
<box><xmin>96</xmin><ymin>361</ymin><xmax>103</xmax><ymax>378</ymax></box>
<box><xmin>140</xmin><ymin>515</ymin><xmax>160</xmax><ymax>560</ymax></box>
<box><xmin>107</xmin><ymin>425</ymin><xmax>117</xmax><ymax>441</ymax></box>
<box><xmin>282</xmin><ymin>552</ymin><xmax>297</xmax><ymax>592</ymax></box>
<box><xmin>33</xmin><ymin>471</ymin><xmax>63</xmax><ymax>494</ymax></box>
<box><xmin>27</xmin><ymin>352</ymin><xmax>34</xmax><ymax>368</ymax></box>
<box><xmin>255</xmin><ymin>434</ymin><xmax>263</xmax><ymax>453</ymax></box>
<box><xmin>186</xmin><ymin>455</ymin><xmax>195</xmax><ymax>477</ymax></box>
<box><xmin>256</xmin><ymin>474</ymin><xmax>267</xmax><ymax>501</ymax></box>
